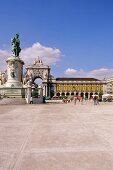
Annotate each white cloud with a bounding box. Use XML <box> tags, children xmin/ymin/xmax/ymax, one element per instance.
<box><xmin>88</xmin><ymin>68</ymin><xmax>113</xmax><ymax>79</ymax></box>
<box><xmin>64</xmin><ymin>67</ymin><xmax>113</xmax><ymax>80</ymax></box>
<box><xmin>0</xmin><ymin>42</ymin><xmax>62</xmax><ymax>71</ymax></box>
<box><xmin>21</xmin><ymin>42</ymin><xmax>61</xmax><ymax>66</ymax></box>
<box><xmin>64</xmin><ymin>68</ymin><xmax>77</xmax><ymax>76</ymax></box>
<box><xmin>0</xmin><ymin>49</ymin><xmax>11</xmax><ymax>71</ymax></box>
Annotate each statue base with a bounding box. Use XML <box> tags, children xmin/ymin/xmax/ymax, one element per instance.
<box><xmin>5</xmin><ymin>56</ymin><xmax>24</xmax><ymax>88</ymax></box>
<box><xmin>0</xmin><ymin>87</ymin><xmax>25</xmax><ymax>98</ymax></box>
<box><xmin>5</xmin><ymin>80</ymin><xmax>22</xmax><ymax>88</ymax></box>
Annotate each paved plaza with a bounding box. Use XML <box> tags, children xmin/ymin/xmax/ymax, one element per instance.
<box><xmin>0</xmin><ymin>101</ymin><xmax>113</xmax><ymax>170</ymax></box>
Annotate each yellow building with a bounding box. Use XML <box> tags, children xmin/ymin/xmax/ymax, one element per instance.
<box><xmin>53</xmin><ymin>78</ymin><xmax>104</xmax><ymax>99</ymax></box>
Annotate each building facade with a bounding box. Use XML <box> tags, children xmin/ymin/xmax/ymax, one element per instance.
<box><xmin>105</xmin><ymin>78</ymin><xmax>113</xmax><ymax>94</ymax></box>
<box><xmin>50</xmin><ymin>77</ymin><xmax>105</xmax><ymax>99</ymax></box>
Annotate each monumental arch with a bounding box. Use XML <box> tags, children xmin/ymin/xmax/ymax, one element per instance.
<box><xmin>25</xmin><ymin>57</ymin><xmax>51</xmax><ymax>97</ymax></box>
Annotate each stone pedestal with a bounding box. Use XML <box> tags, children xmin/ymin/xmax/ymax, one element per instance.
<box><xmin>1</xmin><ymin>56</ymin><xmax>26</xmax><ymax>99</ymax></box>
<box><xmin>5</xmin><ymin>56</ymin><xmax>24</xmax><ymax>88</ymax></box>
<box><xmin>0</xmin><ymin>87</ymin><xmax>25</xmax><ymax>98</ymax></box>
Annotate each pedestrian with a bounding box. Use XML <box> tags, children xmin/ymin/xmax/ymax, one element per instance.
<box><xmin>93</xmin><ymin>96</ymin><xmax>97</xmax><ymax>105</ymax></box>
<box><xmin>30</xmin><ymin>96</ymin><xmax>33</xmax><ymax>104</ymax></box>
<box><xmin>81</xmin><ymin>97</ymin><xmax>83</xmax><ymax>104</ymax></box>
<box><xmin>97</xmin><ymin>98</ymin><xmax>99</xmax><ymax>105</ymax></box>
<box><xmin>43</xmin><ymin>96</ymin><xmax>46</xmax><ymax>103</ymax></box>
<box><xmin>74</xmin><ymin>97</ymin><xmax>77</xmax><ymax>105</ymax></box>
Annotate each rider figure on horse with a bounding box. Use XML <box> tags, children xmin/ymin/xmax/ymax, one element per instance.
<box><xmin>11</xmin><ymin>33</ymin><xmax>21</xmax><ymax>57</ymax></box>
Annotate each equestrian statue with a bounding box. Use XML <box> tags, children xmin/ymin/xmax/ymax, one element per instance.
<box><xmin>11</xmin><ymin>33</ymin><xmax>21</xmax><ymax>57</ymax></box>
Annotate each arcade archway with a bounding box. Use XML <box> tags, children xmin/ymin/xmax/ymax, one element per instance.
<box><xmin>25</xmin><ymin>57</ymin><xmax>51</xmax><ymax>97</ymax></box>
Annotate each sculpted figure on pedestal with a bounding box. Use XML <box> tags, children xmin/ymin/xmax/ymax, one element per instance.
<box><xmin>0</xmin><ymin>72</ymin><xmax>7</xmax><ymax>85</ymax></box>
<box><xmin>23</xmin><ymin>70</ymin><xmax>33</xmax><ymax>85</ymax></box>
<box><xmin>11</xmin><ymin>33</ymin><xmax>21</xmax><ymax>57</ymax></box>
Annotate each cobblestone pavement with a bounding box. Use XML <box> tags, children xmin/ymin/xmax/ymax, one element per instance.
<box><xmin>0</xmin><ymin>101</ymin><xmax>113</xmax><ymax>170</ymax></box>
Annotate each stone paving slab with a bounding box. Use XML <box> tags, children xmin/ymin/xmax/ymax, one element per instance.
<box><xmin>0</xmin><ymin>101</ymin><xmax>113</xmax><ymax>169</ymax></box>
<box><xmin>0</xmin><ymin>124</ymin><xmax>32</xmax><ymax>152</ymax></box>
<box><xmin>24</xmin><ymin>124</ymin><xmax>110</xmax><ymax>151</ymax></box>
<box><xmin>13</xmin><ymin>152</ymin><xmax>113</xmax><ymax>170</ymax></box>
<box><xmin>0</xmin><ymin>153</ymin><xmax>17</xmax><ymax>170</ymax></box>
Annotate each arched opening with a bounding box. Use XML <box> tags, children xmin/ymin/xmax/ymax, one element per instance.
<box><xmin>81</xmin><ymin>92</ymin><xmax>84</xmax><ymax>97</ymax></box>
<box><xmin>66</xmin><ymin>92</ymin><xmax>70</xmax><ymax>96</ymax></box>
<box><xmin>56</xmin><ymin>92</ymin><xmax>60</xmax><ymax>96</ymax></box>
<box><xmin>85</xmin><ymin>93</ymin><xmax>88</xmax><ymax>99</ymax></box>
<box><xmin>99</xmin><ymin>92</ymin><xmax>103</xmax><ymax>98</ymax></box>
<box><xmin>50</xmin><ymin>84</ymin><xmax>54</xmax><ymax>98</ymax></box>
<box><xmin>90</xmin><ymin>92</ymin><xmax>93</xmax><ymax>99</ymax></box>
<box><xmin>32</xmin><ymin>77</ymin><xmax>43</xmax><ymax>98</ymax></box>
<box><xmin>76</xmin><ymin>92</ymin><xmax>78</xmax><ymax>96</ymax></box>
<box><xmin>34</xmin><ymin>77</ymin><xmax>43</xmax><ymax>87</ymax></box>
<box><xmin>71</xmin><ymin>92</ymin><xmax>74</xmax><ymax>96</ymax></box>
<box><xmin>61</xmin><ymin>92</ymin><xmax>65</xmax><ymax>97</ymax></box>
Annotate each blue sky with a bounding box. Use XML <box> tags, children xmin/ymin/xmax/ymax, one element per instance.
<box><xmin>0</xmin><ymin>0</ymin><xmax>113</xmax><ymax>79</ymax></box>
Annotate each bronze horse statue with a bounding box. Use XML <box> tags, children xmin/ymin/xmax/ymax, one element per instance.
<box><xmin>11</xmin><ymin>33</ymin><xmax>21</xmax><ymax>57</ymax></box>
